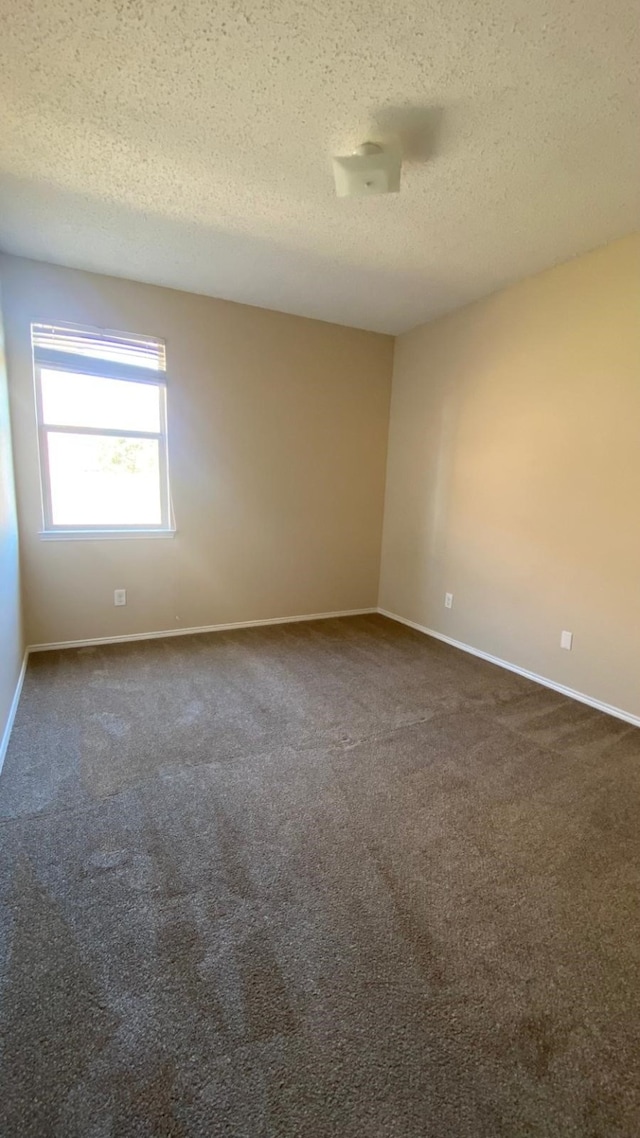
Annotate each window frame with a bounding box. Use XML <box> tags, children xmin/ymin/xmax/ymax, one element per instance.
<box><xmin>31</xmin><ymin>322</ymin><xmax>174</xmax><ymax>538</ymax></box>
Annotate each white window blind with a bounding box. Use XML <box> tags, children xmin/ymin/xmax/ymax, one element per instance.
<box><xmin>32</xmin><ymin>323</ymin><xmax>166</xmax><ymax>384</ymax></box>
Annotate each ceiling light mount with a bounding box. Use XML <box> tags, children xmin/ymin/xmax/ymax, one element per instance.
<box><xmin>332</xmin><ymin>140</ymin><xmax>401</xmax><ymax>198</ymax></box>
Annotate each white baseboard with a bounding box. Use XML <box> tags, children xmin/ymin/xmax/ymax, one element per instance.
<box><xmin>0</xmin><ymin>652</ymin><xmax>29</xmax><ymax>774</ymax></box>
<box><xmin>27</xmin><ymin>607</ymin><xmax>378</xmax><ymax>653</ymax></box>
<box><xmin>20</xmin><ymin>605</ymin><xmax>639</xmax><ymax>737</ymax></box>
<box><xmin>377</xmin><ymin>608</ymin><xmax>640</xmax><ymax>730</ymax></box>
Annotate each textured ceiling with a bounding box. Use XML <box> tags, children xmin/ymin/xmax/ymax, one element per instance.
<box><xmin>1</xmin><ymin>0</ymin><xmax>638</xmax><ymax>333</ymax></box>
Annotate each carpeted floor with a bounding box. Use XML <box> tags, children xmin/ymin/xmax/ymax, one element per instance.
<box><xmin>1</xmin><ymin>614</ymin><xmax>639</xmax><ymax>1137</ymax></box>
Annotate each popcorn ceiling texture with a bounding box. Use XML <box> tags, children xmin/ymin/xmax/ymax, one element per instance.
<box><xmin>0</xmin><ymin>0</ymin><xmax>638</xmax><ymax>333</ymax></box>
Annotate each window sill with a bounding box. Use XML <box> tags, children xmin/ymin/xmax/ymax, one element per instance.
<box><xmin>39</xmin><ymin>529</ymin><xmax>177</xmax><ymax>541</ymax></box>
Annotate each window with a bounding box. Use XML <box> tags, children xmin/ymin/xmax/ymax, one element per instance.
<box><xmin>32</xmin><ymin>323</ymin><xmax>173</xmax><ymax>537</ymax></box>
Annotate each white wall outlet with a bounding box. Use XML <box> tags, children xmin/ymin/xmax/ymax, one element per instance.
<box><xmin>114</xmin><ymin>589</ymin><xmax>127</xmax><ymax>607</ymax></box>
<box><xmin>560</xmin><ymin>630</ymin><xmax>573</xmax><ymax>650</ymax></box>
<box><xmin>444</xmin><ymin>592</ymin><xmax>453</xmax><ymax>609</ymax></box>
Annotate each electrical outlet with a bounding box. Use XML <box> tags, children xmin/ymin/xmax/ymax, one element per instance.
<box><xmin>560</xmin><ymin>630</ymin><xmax>573</xmax><ymax>650</ymax></box>
<box><xmin>114</xmin><ymin>589</ymin><xmax>127</xmax><ymax>607</ymax></box>
<box><xmin>444</xmin><ymin>592</ymin><xmax>453</xmax><ymax>609</ymax></box>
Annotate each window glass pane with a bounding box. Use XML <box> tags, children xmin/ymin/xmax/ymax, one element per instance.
<box><xmin>40</xmin><ymin>370</ymin><xmax>161</xmax><ymax>432</ymax></box>
<box><xmin>47</xmin><ymin>433</ymin><xmax>162</xmax><ymax>526</ymax></box>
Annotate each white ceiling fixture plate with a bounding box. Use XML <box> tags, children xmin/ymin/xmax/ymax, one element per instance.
<box><xmin>332</xmin><ymin>142</ymin><xmax>402</xmax><ymax>197</ymax></box>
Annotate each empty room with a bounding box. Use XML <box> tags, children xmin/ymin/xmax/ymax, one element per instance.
<box><xmin>0</xmin><ymin>0</ymin><xmax>639</xmax><ymax>1134</ymax></box>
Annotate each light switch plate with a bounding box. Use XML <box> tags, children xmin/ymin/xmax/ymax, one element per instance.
<box><xmin>560</xmin><ymin>630</ymin><xmax>573</xmax><ymax>650</ymax></box>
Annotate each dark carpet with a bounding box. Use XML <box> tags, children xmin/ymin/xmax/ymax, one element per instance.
<box><xmin>1</xmin><ymin>614</ymin><xmax>639</xmax><ymax>1137</ymax></box>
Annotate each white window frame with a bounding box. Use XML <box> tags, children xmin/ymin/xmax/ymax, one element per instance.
<box><xmin>32</xmin><ymin>322</ymin><xmax>174</xmax><ymax>539</ymax></box>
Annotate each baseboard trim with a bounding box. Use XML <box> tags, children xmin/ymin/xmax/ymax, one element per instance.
<box><xmin>22</xmin><ymin>606</ymin><xmax>639</xmax><ymax>731</ymax></box>
<box><xmin>377</xmin><ymin>608</ymin><xmax>640</xmax><ymax>729</ymax></box>
<box><xmin>27</xmin><ymin>608</ymin><xmax>378</xmax><ymax>653</ymax></box>
<box><xmin>0</xmin><ymin>652</ymin><xmax>29</xmax><ymax>774</ymax></box>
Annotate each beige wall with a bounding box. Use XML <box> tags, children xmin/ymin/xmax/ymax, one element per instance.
<box><xmin>380</xmin><ymin>234</ymin><xmax>640</xmax><ymax>719</ymax></box>
<box><xmin>3</xmin><ymin>239</ymin><xmax>638</xmax><ymax>719</ymax></box>
<box><xmin>1</xmin><ymin>255</ymin><xmax>393</xmax><ymax>646</ymax></box>
<box><xmin>0</xmin><ymin>281</ymin><xmax>24</xmax><ymax>756</ymax></box>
